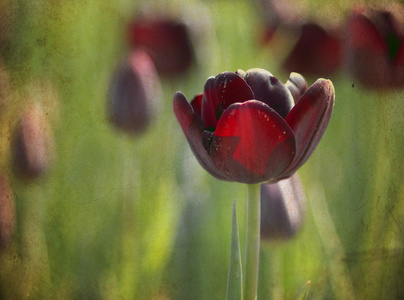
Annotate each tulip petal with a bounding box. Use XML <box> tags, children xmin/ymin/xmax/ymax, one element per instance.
<box><xmin>244</xmin><ymin>68</ymin><xmax>294</xmax><ymax>118</ymax></box>
<box><xmin>173</xmin><ymin>92</ymin><xmax>228</xmax><ymax>180</ymax></box>
<box><xmin>283</xmin><ymin>79</ymin><xmax>334</xmax><ymax>177</ymax></box>
<box><xmin>201</xmin><ymin>72</ymin><xmax>254</xmax><ymax>129</ymax></box>
<box><xmin>209</xmin><ymin>100</ymin><xmax>296</xmax><ymax>184</ymax></box>
<box><xmin>190</xmin><ymin>93</ymin><xmax>202</xmax><ymax>118</ymax></box>
<box><xmin>201</xmin><ymin>77</ymin><xmax>217</xmax><ymax>129</ymax></box>
<box><xmin>284</xmin><ymin>72</ymin><xmax>308</xmax><ymax>104</ymax></box>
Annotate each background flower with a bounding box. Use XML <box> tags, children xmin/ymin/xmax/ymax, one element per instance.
<box><xmin>260</xmin><ymin>173</ymin><xmax>305</xmax><ymax>241</ymax></box>
<box><xmin>129</xmin><ymin>15</ymin><xmax>195</xmax><ymax>75</ymax></box>
<box><xmin>345</xmin><ymin>3</ymin><xmax>404</xmax><ymax>88</ymax></box>
<box><xmin>108</xmin><ymin>49</ymin><xmax>162</xmax><ymax>134</ymax></box>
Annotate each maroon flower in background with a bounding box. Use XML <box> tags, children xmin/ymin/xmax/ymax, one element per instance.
<box><xmin>261</xmin><ymin>173</ymin><xmax>305</xmax><ymax>241</ymax></box>
<box><xmin>108</xmin><ymin>49</ymin><xmax>162</xmax><ymax>134</ymax></box>
<box><xmin>257</xmin><ymin>0</ymin><xmax>342</xmax><ymax>77</ymax></box>
<box><xmin>282</xmin><ymin>22</ymin><xmax>342</xmax><ymax>77</ymax></box>
<box><xmin>345</xmin><ymin>3</ymin><xmax>404</xmax><ymax>88</ymax></box>
<box><xmin>174</xmin><ymin>68</ymin><xmax>334</xmax><ymax>184</ymax></box>
<box><xmin>129</xmin><ymin>16</ymin><xmax>194</xmax><ymax>75</ymax></box>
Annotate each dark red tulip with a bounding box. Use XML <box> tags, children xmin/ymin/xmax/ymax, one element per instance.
<box><xmin>129</xmin><ymin>16</ymin><xmax>194</xmax><ymax>75</ymax></box>
<box><xmin>345</xmin><ymin>3</ymin><xmax>404</xmax><ymax>88</ymax></box>
<box><xmin>0</xmin><ymin>175</ymin><xmax>14</xmax><ymax>249</ymax></box>
<box><xmin>173</xmin><ymin>68</ymin><xmax>334</xmax><ymax>184</ymax></box>
<box><xmin>13</xmin><ymin>105</ymin><xmax>54</xmax><ymax>178</ymax></box>
<box><xmin>260</xmin><ymin>173</ymin><xmax>305</xmax><ymax>241</ymax></box>
<box><xmin>108</xmin><ymin>49</ymin><xmax>162</xmax><ymax>134</ymax></box>
<box><xmin>282</xmin><ymin>22</ymin><xmax>342</xmax><ymax>77</ymax></box>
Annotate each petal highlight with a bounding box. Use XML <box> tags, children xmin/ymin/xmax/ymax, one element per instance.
<box><xmin>210</xmin><ymin>100</ymin><xmax>296</xmax><ymax>184</ymax></box>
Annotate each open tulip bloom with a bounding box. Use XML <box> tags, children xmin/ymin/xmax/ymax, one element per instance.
<box><xmin>174</xmin><ymin>68</ymin><xmax>335</xmax><ymax>185</ymax></box>
<box><xmin>174</xmin><ymin>68</ymin><xmax>334</xmax><ymax>299</ymax></box>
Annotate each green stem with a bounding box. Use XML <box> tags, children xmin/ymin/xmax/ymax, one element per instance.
<box><xmin>244</xmin><ymin>184</ymin><xmax>261</xmax><ymax>300</ymax></box>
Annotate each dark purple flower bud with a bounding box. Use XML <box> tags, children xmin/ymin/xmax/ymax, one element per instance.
<box><xmin>13</xmin><ymin>105</ymin><xmax>54</xmax><ymax>178</ymax></box>
<box><xmin>108</xmin><ymin>49</ymin><xmax>162</xmax><ymax>134</ymax></box>
<box><xmin>282</xmin><ymin>22</ymin><xmax>342</xmax><ymax>77</ymax></box>
<box><xmin>129</xmin><ymin>15</ymin><xmax>194</xmax><ymax>75</ymax></box>
<box><xmin>174</xmin><ymin>68</ymin><xmax>334</xmax><ymax>184</ymax></box>
<box><xmin>260</xmin><ymin>173</ymin><xmax>305</xmax><ymax>240</ymax></box>
<box><xmin>345</xmin><ymin>3</ymin><xmax>404</xmax><ymax>88</ymax></box>
<box><xmin>0</xmin><ymin>175</ymin><xmax>14</xmax><ymax>249</ymax></box>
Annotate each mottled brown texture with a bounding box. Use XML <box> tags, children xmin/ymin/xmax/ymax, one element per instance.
<box><xmin>0</xmin><ymin>174</ymin><xmax>15</xmax><ymax>249</ymax></box>
<box><xmin>0</xmin><ymin>0</ymin><xmax>14</xmax><ymax>47</ymax></box>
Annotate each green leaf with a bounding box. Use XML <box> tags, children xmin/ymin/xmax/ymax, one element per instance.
<box><xmin>296</xmin><ymin>280</ymin><xmax>311</xmax><ymax>300</ymax></box>
<box><xmin>226</xmin><ymin>201</ymin><xmax>243</xmax><ymax>300</ymax></box>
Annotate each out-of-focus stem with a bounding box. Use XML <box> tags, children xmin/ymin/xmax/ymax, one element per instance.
<box><xmin>244</xmin><ymin>184</ymin><xmax>261</xmax><ymax>300</ymax></box>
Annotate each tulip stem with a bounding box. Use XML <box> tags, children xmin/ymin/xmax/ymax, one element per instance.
<box><xmin>244</xmin><ymin>183</ymin><xmax>261</xmax><ymax>300</ymax></box>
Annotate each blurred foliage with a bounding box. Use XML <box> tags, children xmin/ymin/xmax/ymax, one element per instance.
<box><xmin>0</xmin><ymin>0</ymin><xmax>403</xmax><ymax>299</ymax></box>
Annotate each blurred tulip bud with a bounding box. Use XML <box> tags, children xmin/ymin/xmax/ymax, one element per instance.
<box><xmin>282</xmin><ymin>22</ymin><xmax>342</xmax><ymax>77</ymax></box>
<box><xmin>13</xmin><ymin>105</ymin><xmax>55</xmax><ymax>178</ymax></box>
<box><xmin>108</xmin><ymin>49</ymin><xmax>162</xmax><ymax>134</ymax></box>
<box><xmin>128</xmin><ymin>15</ymin><xmax>195</xmax><ymax>75</ymax></box>
<box><xmin>260</xmin><ymin>173</ymin><xmax>305</xmax><ymax>241</ymax></box>
<box><xmin>345</xmin><ymin>3</ymin><xmax>404</xmax><ymax>88</ymax></box>
<box><xmin>0</xmin><ymin>174</ymin><xmax>15</xmax><ymax>249</ymax></box>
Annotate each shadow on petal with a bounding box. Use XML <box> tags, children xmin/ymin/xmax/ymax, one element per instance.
<box><xmin>174</xmin><ymin>92</ymin><xmax>227</xmax><ymax>181</ymax></box>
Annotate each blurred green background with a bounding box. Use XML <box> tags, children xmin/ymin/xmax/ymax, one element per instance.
<box><xmin>0</xmin><ymin>0</ymin><xmax>403</xmax><ymax>299</ymax></box>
